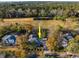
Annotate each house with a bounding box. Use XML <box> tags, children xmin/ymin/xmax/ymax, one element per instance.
<box><xmin>59</xmin><ymin>29</ymin><xmax>75</xmax><ymax>48</ymax></box>
<box><xmin>63</xmin><ymin>33</ymin><xmax>73</xmax><ymax>40</ymax></box>
<box><xmin>42</xmin><ymin>41</ymin><xmax>48</xmax><ymax>51</ymax></box>
<box><xmin>28</xmin><ymin>28</ymin><xmax>48</xmax><ymax>47</ymax></box>
<box><xmin>61</xmin><ymin>38</ymin><xmax>68</xmax><ymax>47</ymax></box>
<box><xmin>28</xmin><ymin>34</ymin><xmax>42</xmax><ymax>47</ymax></box>
<box><xmin>60</xmin><ymin>29</ymin><xmax>75</xmax><ymax>40</ymax></box>
<box><xmin>2</xmin><ymin>34</ymin><xmax>16</xmax><ymax>46</ymax></box>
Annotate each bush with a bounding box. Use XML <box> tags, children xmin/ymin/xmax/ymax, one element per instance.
<box><xmin>53</xmin><ymin>16</ymin><xmax>67</xmax><ymax>21</ymax></box>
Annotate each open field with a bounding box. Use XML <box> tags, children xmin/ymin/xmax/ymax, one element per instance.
<box><xmin>0</xmin><ymin>18</ymin><xmax>78</xmax><ymax>36</ymax></box>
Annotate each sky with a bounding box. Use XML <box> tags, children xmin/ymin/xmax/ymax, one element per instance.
<box><xmin>0</xmin><ymin>0</ymin><xmax>79</xmax><ymax>2</ymax></box>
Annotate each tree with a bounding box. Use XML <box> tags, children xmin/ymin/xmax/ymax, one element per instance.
<box><xmin>25</xmin><ymin>8</ymin><xmax>32</xmax><ymax>17</ymax></box>
<box><xmin>0</xmin><ymin>26</ymin><xmax>10</xmax><ymax>38</ymax></box>
<box><xmin>75</xmin><ymin>35</ymin><xmax>79</xmax><ymax>42</ymax></box>
<box><xmin>16</xmin><ymin>8</ymin><xmax>25</xmax><ymax>18</ymax></box>
<box><xmin>67</xmin><ymin>9</ymin><xmax>76</xmax><ymax>17</ymax></box>
<box><xmin>6</xmin><ymin>8</ymin><xmax>16</xmax><ymax>18</ymax></box>
<box><xmin>65</xmin><ymin>39</ymin><xmax>79</xmax><ymax>53</ymax></box>
<box><xmin>39</xmin><ymin>9</ymin><xmax>46</xmax><ymax>17</ymax></box>
<box><xmin>31</xmin><ymin>9</ymin><xmax>38</xmax><ymax>17</ymax></box>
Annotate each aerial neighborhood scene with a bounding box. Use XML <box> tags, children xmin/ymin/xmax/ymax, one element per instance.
<box><xmin>0</xmin><ymin>1</ymin><xmax>79</xmax><ymax>58</ymax></box>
